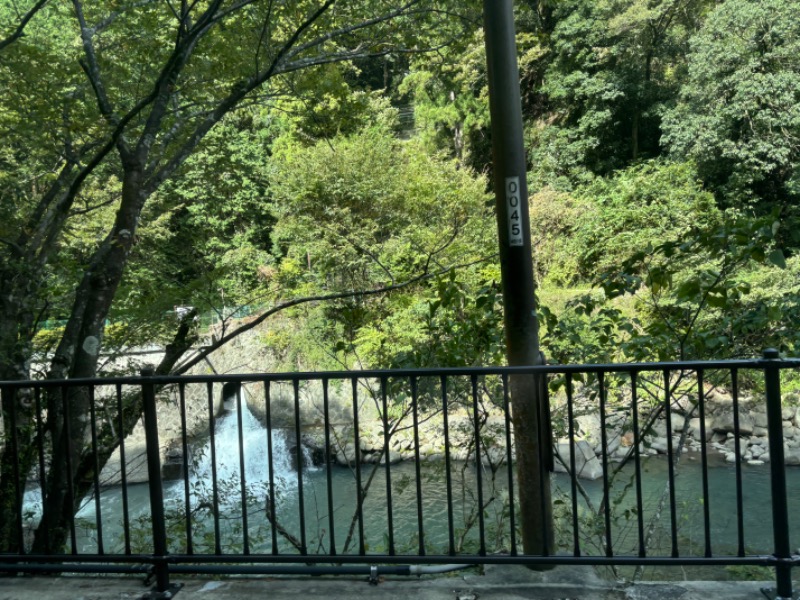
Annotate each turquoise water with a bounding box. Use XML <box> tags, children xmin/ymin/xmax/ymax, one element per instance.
<box><xmin>25</xmin><ymin>402</ymin><xmax>799</xmax><ymax>574</ymax></box>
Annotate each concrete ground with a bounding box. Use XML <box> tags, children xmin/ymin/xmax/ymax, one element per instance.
<box><xmin>0</xmin><ymin>565</ymin><xmax>780</xmax><ymax>600</ymax></box>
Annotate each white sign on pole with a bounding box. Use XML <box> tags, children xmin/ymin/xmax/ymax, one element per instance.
<box><xmin>505</xmin><ymin>176</ymin><xmax>523</xmax><ymax>247</ymax></box>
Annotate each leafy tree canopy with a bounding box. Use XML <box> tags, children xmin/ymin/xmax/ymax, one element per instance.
<box><xmin>662</xmin><ymin>0</ymin><xmax>800</xmax><ymax>215</ymax></box>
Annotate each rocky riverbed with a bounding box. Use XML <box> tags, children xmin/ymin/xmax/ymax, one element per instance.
<box><xmin>95</xmin><ymin>326</ymin><xmax>800</xmax><ymax>484</ymax></box>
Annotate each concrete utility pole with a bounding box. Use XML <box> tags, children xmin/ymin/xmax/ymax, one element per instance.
<box><xmin>482</xmin><ymin>0</ymin><xmax>554</xmax><ymax>556</ymax></box>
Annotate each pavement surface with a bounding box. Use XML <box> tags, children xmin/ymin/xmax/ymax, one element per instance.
<box><xmin>0</xmin><ymin>565</ymin><xmax>781</xmax><ymax>600</ymax></box>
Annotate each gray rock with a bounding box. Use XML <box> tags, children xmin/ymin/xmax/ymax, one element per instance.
<box><xmin>713</xmin><ymin>411</ymin><xmax>754</xmax><ymax>435</ymax></box>
<box><xmin>709</xmin><ymin>389</ymin><xmax>734</xmax><ymax>410</ymax></box>
<box><xmin>335</xmin><ymin>442</ymin><xmax>358</xmax><ymax>466</ymax></box>
<box><xmin>785</xmin><ymin>448</ymin><xmax>800</xmax><ymax>466</ymax></box>
<box><xmin>575</xmin><ymin>414</ymin><xmax>602</xmax><ymax>447</ymax></box>
<box><xmin>753</xmin><ymin>426</ymin><xmax>768</xmax><ymax>437</ymax></box>
<box><xmin>671</xmin><ymin>413</ymin><xmax>686</xmax><ymax>433</ymax></box>
<box><xmin>481</xmin><ymin>446</ymin><xmax>508</xmax><ymax>466</ymax></box>
<box><xmin>688</xmin><ymin>417</ymin><xmax>715</xmax><ymax>441</ymax></box>
<box><xmin>605</xmin><ymin>434</ymin><xmax>622</xmax><ymax>456</ymax></box>
<box><xmin>649</xmin><ymin>437</ymin><xmax>669</xmax><ymax>454</ymax></box>
<box><xmin>554</xmin><ymin>440</ymin><xmax>604</xmax><ymax>480</ymax></box>
<box><xmin>380</xmin><ymin>449</ymin><xmax>403</xmax><ymax>464</ymax></box>
<box><xmin>753</xmin><ymin>412</ymin><xmax>768</xmax><ymax>428</ymax></box>
<box><xmin>651</xmin><ymin>421</ymin><xmax>668</xmax><ymax>439</ymax></box>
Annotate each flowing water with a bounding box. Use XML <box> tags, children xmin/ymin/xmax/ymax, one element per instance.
<box><xmin>21</xmin><ymin>396</ymin><xmax>800</xmax><ymax>579</ymax></box>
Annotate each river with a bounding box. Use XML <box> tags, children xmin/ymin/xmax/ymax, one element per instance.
<box><xmin>23</xmin><ymin>397</ymin><xmax>800</xmax><ymax>577</ymax></box>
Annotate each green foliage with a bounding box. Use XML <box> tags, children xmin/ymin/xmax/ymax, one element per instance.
<box><xmin>398</xmin><ymin>21</ymin><xmax>490</xmax><ymax>168</ymax></box>
<box><xmin>527</xmin><ymin>0</ymin><xmax>707</xmax><ymax>189</ymax></box>
<box><xmin>267</xmin><ymin>127</ymin><xmax>494</xmax><ymax>369</ymax></box>
<box><xmin>662</xmin><ymin>0</ymin><xmax>800</xmax><ymax>213</ymax></box>
<box><xmin>139</xmin><ymin>111</ymin><xmax>276</xmax><ymax>309</ymax></box>
<box><xmin>381</xmin><ymin>268</ymin><xmax>506</xmax><ymax>368</ymax></box>
<box><xmin>545</xmin><ymin>213</ymin><xmax>788</xmax><ymax>362</ymax></box>
<box><xmin>574</xmin><ymin>161</ymin><xmax>720</xmax><ymax>278</ymax></box>
<box><xmin>532</xmin><ymin>161</ymin><xmax>718</xmax><ymax>286</ymax></box>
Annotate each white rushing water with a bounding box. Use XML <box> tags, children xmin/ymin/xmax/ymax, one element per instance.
<box><xmin>175</xmin><ymin>394</ymin><xmax>298</xmax><ymax>507</ymax></box>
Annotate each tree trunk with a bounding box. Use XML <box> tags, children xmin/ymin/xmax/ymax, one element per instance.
<box><xmin>31</xmin><ymin>164</ymin><xmax>148</xmax><ymax>553</ymax></box>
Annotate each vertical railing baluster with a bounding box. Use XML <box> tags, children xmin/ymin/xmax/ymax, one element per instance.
<box><xmin>663</xmin><ymin>370</ymin><xmax>679</xmax><ymax>558</ymax></box>
<box><xmin>141</xmin><ymin>368</ymin><xmax>170</xmax><ymax>593</ymax></box>
<box><xmin>762</xmin><ymin>348</ymin><xmax>794</xmax><ymax>599</ymax></box>
<box><xmin>631</xmin><ymin>373</ymin><xmax>645</xmax><ymax>557</ymax></box>
<box><xmin>502</xmin><ymin>374</ymin><xmax>517</xmax><ymax>556</ymax></box>
<box><xmin>697</xmin><ymin>369</ymin><xmax>711</xmax><ymax>556</ymax></box>
<box><xmin>441</xmin><ymin>375</ymin><xmax>456</xmax><ymax>556</ymax></box>
<box><xmin>731</xmin><ymin>369</ymin><xmax>745</xmax><ymax>557</ymax></box>
<box><xmin>537</xmin><ymin>369</ymin><xmax>551</xmax><ymax>557</ymax></box>
<box><xmin>599</xmin><ymin>372</ymin><xmax>612</xmax><ymax>557</ymax></box>
<box><xmin>34</xmin><ymin>387</ymin><xmax>50</xmax><ymax>553</ymax></box>
<box><xmin>566</xmin><ymin>373</ymin><xmax>580</xmax><ymax>556</ymax></box>
<box><xmin>88</xmin><ymin>386</ymin><xmax>104</xmax><ymax>554</ymax></box>
<box><xmin>352</xmin><ymin>378</ymin><xmax>365</xmax><ymax>555</ymax></box>
<box><xmin>292</xmin><ymin>379</ymin><xmax>307</xmax><ymax>555</ymax></box>
<box><xmin>178</xmin><ymin>382</ymin><xmax>193</xmax><ymax>555</ymax></box>
<box><xmin>115</xmin><ymin>383</ymin><xmax>131</xmax><ymax>555</ymax></box>
<box><xmin>235</xmin><ymin>383</ymin><xmax>250</xmax><ymax>555</ymax></box>
<box><xmin>322</xmin><ymin>378</ymin><xmax>337</xmax><ymax>556</ymax></box>
<box><xmin>380</xmin><ymin>376</ymin><xmax>395</xmax><ymax>555</ymax></box>
<box><xmin>206</xmin><ymin>381</ymin><xmax>221</xmax><ymax>555</ymax></box>
<box><xmin>471</xmin><ymin>374</ymin><xmax>486</xmax><ymax>556</ymax></box>
<box><xmin>697</xmin><ymin>370</ymin><xmax>712</xmax><ymax>558</ymax></box>
<box><xmin>411</xmin><ymin>376</ymin><xmax>425</xmax><ymax>555</ymax></box>
<box><xmin>265</xmin><ymin>381</ymin><xmax>278</xmax><ymax>555</ymax></box>
<box><xmin>62</xmin><ymin>386</ymin><xmax>78</xmax><ymax>555</ymax></box>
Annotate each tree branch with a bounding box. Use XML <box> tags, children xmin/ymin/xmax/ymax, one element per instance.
<box><xmin>0</xmin><ymin>0</ymin><xmax>49</xmax><ymax>52</ymax></box>
<box><xmin>73</xmin><ymin>0</ymin><xmax>134</xmax><ymax>160</ymax></box>
<box><xmin>172</xmin><ymin>258</ymin><xmax>491</xmax><ymax>375</ymax></box>
<box><xmin>144</xmin><ymin>0</ymin><xmax>337</xmax><ymax>192</ymax></box>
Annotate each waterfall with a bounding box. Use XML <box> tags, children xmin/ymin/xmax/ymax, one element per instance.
<box><xmin>175</xmin><ymin>390</ymin><xmax>296</xmax><ymax>508</ymax></box>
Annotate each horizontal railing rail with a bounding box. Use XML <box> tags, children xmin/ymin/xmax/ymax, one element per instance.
<box><xmin>0</xmin><ymin>351</ymin><xmax>798</xmax><ymax>597</ymax></box>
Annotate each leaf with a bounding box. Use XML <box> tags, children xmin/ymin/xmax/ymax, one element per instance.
<box><xmin>768</xmin><ymin>249</ymin><xmax>787</xmax><ymax>269</ymax></box>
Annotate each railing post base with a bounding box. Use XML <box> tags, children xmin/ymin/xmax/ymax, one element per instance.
<box><xmin>760</xmin><ymin>587</ymin><xmax>799</xmax><ymax>600</ymax></box>
<box><xmin>141</xmin><ymin>583</ymin><xmax>183</xmax><ymax>599</ymax></box>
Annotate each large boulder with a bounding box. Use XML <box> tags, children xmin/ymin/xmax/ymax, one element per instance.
<box><xmin>712</xmin><ymin>411</ymin><xmax>753</xmax><ymax>436</ymax></box>
<box><xmin>784</xmin><ymin>448</ymin><xmax>800</xmax><ymax>466</ymax></box>
<box><xmin>687</xmin><ymin>417</ymin><xmax>715</xmax><ymax>441</ymax></box>
<box><xmin>554</xmin><ymin>440</ymin><xmax>604</xmax><ymax>481</ymax></box>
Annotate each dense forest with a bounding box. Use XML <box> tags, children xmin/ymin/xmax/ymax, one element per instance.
<box><xmin>2</xmin><ymin>0</ymin><xmax>799</xmax><ymax>381</ymax></box>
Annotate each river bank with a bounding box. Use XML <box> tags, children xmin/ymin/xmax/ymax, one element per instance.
<box><xmin>93</xmin><ymin>327</ymin><xmax>800</xmax><ymax>485</ymax></box>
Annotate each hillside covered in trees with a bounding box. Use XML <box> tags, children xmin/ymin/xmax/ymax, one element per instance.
<box><xmin>2</xmin><ymin>0</ymin><xmax>799</xmax><ymax>385</ymax></box>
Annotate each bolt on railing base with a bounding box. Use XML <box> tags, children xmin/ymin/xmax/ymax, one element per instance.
<box><xmin>141</xmin><ymin>583</ymin><xmax>183</xmax><ymax>600</ymax></box>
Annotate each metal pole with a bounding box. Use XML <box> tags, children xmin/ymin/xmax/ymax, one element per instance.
<box><xmin>761</xmin><ymin>349</ymin><xmax>795</xmax><ymax>600</ymax></box>
<box><xmin>482</xmin><ymin>0</ymin><xmax>553</xmax><ymax>556</ymax></box>
<box><xmin>141</xmin><ymin>368</ymin><xmax>173</xmax><ymax>596</ymax></box>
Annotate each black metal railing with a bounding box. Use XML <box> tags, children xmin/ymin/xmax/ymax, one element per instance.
<box><xmin>1</xmin><ymin>351</ymin><xmax>798</xmax><ymax>598</ymax></box>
